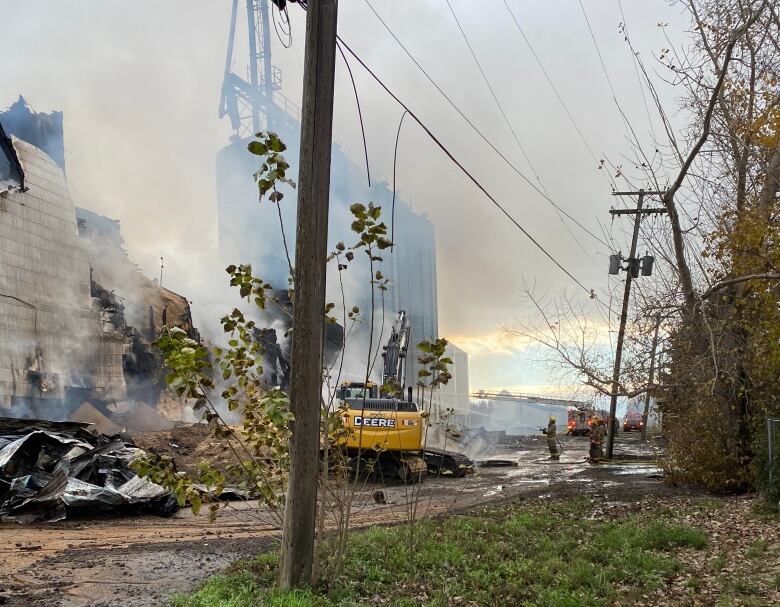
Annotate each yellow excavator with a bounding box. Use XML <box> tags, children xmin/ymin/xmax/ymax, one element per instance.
<box><xmin>336</xmin><ymin>312</ymin><xmax>473</xmax><ymax>482</ymax></box>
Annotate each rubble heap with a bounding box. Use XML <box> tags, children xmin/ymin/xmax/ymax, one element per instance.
<box><xmin>0</xmin><ymin>417</ymin><xmax>177</xmax><ymax>523</ymax></box>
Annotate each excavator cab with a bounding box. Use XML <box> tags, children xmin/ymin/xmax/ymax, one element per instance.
<box><xmin>337</xmin><ymin>381</ymin><xmax>379</xmax><ymax>400</ymax></box>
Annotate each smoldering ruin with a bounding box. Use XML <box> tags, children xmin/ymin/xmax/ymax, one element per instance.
<box><xmin>0</xmin><ymin>96</ymin><xmax>199</xmax><ymax>432</ymax></box>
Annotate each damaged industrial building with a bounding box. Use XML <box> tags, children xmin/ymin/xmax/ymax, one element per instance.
<box><xmin>216</xmin><ymin>0</ymin><xmax>446</xmax><ymax>393</ymax></box>
<box><xmin>0</xmin><ymin>96</ymin><xmax>198</xmax><ymax>431</ymax></box>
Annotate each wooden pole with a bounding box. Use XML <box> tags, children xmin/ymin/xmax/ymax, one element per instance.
<box><xmin>641</xmin><ymin>316</ymin><xmax>660</xmax><ymax>441</ymax></box>
<box><xmin>279</xmin><ymin>0</ymin><xmax>338</xmax><ymax>589</ymax></box>
<box><xmin>605</xmin><ymin>190</ymin><xmax>667</xmax><ymax>457</ymax></box>
<box><xmin>605</xmin><ymin>190</ymin><xmax>645</xmax><ymax>459</ymax></box>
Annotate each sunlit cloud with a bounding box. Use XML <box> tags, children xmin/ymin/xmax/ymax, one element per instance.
<box><xmin>446</xmin><ymin>331</ymin><xmax>534</xmax><ymax>357</ymax></box>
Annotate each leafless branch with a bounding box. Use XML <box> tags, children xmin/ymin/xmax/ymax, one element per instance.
<box><xmin>700</xmin><ymin>273</ymin><xmax>780</xmax><ymax>299</ymax></box>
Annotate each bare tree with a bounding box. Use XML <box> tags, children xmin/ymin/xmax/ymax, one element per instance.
<box><xmin>509</xmin><ymin>0</ymin><xmax>780</xmax><ymax>490</ymax></box>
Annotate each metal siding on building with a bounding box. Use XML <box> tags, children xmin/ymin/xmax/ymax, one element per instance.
<box><xmin>215</xmin><ymin>115</ymin><xmax>439</xmax><ymax>393</ymax></box>
<box><xmin>0</xmin><ymin>138</ymin><xmax>120</xmax><ymax>412</ymax></box>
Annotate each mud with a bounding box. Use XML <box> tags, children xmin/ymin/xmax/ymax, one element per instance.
<box><xmin>0</xmin><ymin>433</ymin><xmax>695</xmax><ymax>607</ymax></box>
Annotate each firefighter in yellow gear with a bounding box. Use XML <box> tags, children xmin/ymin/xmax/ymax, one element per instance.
<box><xmin>542</xmin><ymin>417</ymin><xmax>560</xmax><ymax>459</ymax></box>
<box><xmin>589</xmin><ymin>416</ymin><xmax>606</xmax><ymax>462</ymax></box>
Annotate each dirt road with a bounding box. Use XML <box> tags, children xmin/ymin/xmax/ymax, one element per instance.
<box><xmin>0</xmin><ymin>433</ymin><xmax>691</xmax><ymax>607</ymax></box>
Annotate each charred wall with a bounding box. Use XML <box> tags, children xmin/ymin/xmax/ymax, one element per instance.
<box><xmin>0</xmin><ymin>136</ymin><xmax>105</xmax><ymax>414</ymax></box>
<box><xmin>0</xmin><ymin>99</ymin><xmax>198</xmax><ymax>423</ymax></box>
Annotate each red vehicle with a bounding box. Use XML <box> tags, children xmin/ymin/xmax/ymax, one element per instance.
<box><xmin>567</xmin><ymin>408</ymin><xmax>592</xmax><ymax>436</ymax></box>
<box><xmin>623</xmin><ymin>411</ymin><xmax>644</xmax><ymax>432</ymax></box>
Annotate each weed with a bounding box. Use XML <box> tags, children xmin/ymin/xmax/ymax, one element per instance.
<box><xmin>638</xmin><ymin>521</ymin><xmax>708</xmax><ymax>550</ymax></box>
<box><xmin>730</xmin><ymin>577</ymin><xmax>757</xmax><ymax>595</ymax></box>
<box><xmin>685</xmin><ymin>577</ymin><xmax>702</xmax><ymax>592</ymax></box>
<box><xmin>749</xmin><ymin>498</ymin><xmax>780</xmax><ymax>519</ymax></box>
<box><xmin>170</xmin><ymin>573</ymin><xmax>325</xmax><ymax>607</ymax></box>
<box><xmin>710</xmin><ymin>554</ymin><xmax>727</xmax><ymax>571</ymax></box>
<box><xmin>697</xmin><ymin>498</ymin><xmax>726</xmax><ymax>513</ymax></box>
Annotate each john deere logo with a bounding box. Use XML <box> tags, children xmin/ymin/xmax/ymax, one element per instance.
<box><xmin>354</xmin><ymin>416</ymin><xmax>396</xmax><ymax>428</ymax></box>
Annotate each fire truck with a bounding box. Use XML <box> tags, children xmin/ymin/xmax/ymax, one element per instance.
<box><xmin>567</xmin><ymin>406</ymin><xmax>610</xmax><ymax>436</ymax></box>
<box><xmin>623</xmin><ymin>411</ymin><xmax>644</xmax><ymax>432</ymax></box>
<box><xmin>567</xmin><ymin>407</ymin><xmax>592</xmax><ymax>436</ymax></box>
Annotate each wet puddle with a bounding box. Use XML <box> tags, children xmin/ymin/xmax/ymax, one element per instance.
<box><xmin>483</xmin><ymin>479</ymin><xmax>549</xmax><ymax>497</ymax></box>
<box><xmin>600</xmin><ymin>464</ymin><xmax>662</xmax><ymax>476</ymax></box>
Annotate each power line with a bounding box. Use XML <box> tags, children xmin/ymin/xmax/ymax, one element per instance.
<box><xmin>442</xmin><ymin>0</ymin><xmax>602</xmax><ymax>270</ymax></box>
<box><xmin>385</xmin><ymin>57</ymin><xmax>600</xmax><ymax>285</ymax></box>
<box><xmin>501</xmin><ymin>0</ymin><xmax>614</xmax><ymax>189</ymax></box>
<box><xmin>361</xmin><ymin>0</ymin><xmax>611</xmax><ymax>250</ymax></box>
<box><xmin>578</xmin><ymin>0</ymin><xmax>620</xmax><ymax>104</ymax></box>
<box><xmin>271</xmin><ymin>1</ymin><xmax>293</xmax><ymax>48</ymax></box>
<box><xmin>390</xmin><ymin>109</ymin><xmax>408</xmax><ymax>245</ymax></box>
<box><xmin>295</xmin><ymin>2</ymin><xmax>617</xmax><ymax>316</ymax></box>
<box><xmin>616</xmin><ymin>0</ymin><xmax>659</xmax><ymax>143</ymax></box>
<box><xmin>577</xmin><ymin>0</ymin><xmax>645</xmax><ymax>154</ymax></box>
<box><xmin>336</xmin><ymin>41</ymin><xmax>371</xmax><ymax>187</ymax></box>
<box><xmin>496</xmin><ymin>0</ymin><xmax>619</xmax><ymax>269</ymax></box>
<box><xmin>335</xmin><ymin>36</ymin><xmax>595</xmax><ymax>298</ymax></box>
<box><xmin>443</xmin><ymin>0</ymin><xmax>543</xmax><ymax>187</ymax></box>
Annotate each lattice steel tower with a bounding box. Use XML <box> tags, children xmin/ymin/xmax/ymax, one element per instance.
<box><xmin>218</xmin><ymin>0</ymin><xmax>282</xmax><ymax>137</ymax></box>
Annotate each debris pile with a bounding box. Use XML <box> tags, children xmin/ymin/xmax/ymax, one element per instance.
<box><xmin>0</xmin><ymin>417</ymin><xmax>177</xmax><ymax>523</ymax></box>
<box><xmin>131</xmin><ymin>423</ymin><xmax>241</xmax><ymax>478</ymax></box>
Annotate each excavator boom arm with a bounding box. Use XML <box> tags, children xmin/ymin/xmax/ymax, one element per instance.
<box><xmin>382</xmin><ymin>311</ymin><xmax>410</xmax><ymax>395</ymax></box>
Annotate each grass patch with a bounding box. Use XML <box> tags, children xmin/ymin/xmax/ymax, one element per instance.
<box><xmin>749</xmin><ymin>497</ymin><xmax>780</xmax><ymax>519</ymax></box>
<box><xmin>746</xmin><ymin>539</ymin><xmax>768</xmax><ymax>559</ymax></box>
<box><xmin>696</xmin><ymin>498</ymin><xmax>726</xmax><ymax>513</ymax></box>
<box><xmin>710</xmin><ymin>554</ymin><xmax>728</xmax><ymax>571</ymax></box>
<box><xmin>173</xmin><ymin>498</ymin><xmax>708</xmax><ymax>607</ymax></box>
<box><xmin>170</xmin><ymin>573</ymin><xmax>323</xmax><ymax>607</ymax></box>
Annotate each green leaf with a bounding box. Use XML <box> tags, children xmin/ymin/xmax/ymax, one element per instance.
<box><xmin>376</xmin><ymin>236</ymin><xmax>393</xmax><ymax>250</ymax></box>
<box><xmin>417</xmin><ymin>341</ymin><xmax>433</xmax><ymax>353</ymax></box>
<box><xmin>247</xmin><ymin>141</ymin><xmax>268</xmax><ymax>156</ymax></box>
<box><xmin>268</xmin><ymin>135</ymin><xmax>286</xmax><ymax>152</ymax></box>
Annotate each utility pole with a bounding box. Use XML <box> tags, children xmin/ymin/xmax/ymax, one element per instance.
<box><xmin>279</xmin><ymin>0</ymin><xmax>338</xmax><ymax>589</ymax></box>
<box><xmin>641</xmin><ymin>315</ymin><xmax>661</xmax><ymax>441</ymax></box>
<box><xmin>605</xmin><ymin>189</ymin><xmax>666</xmax><ymax>459</ymax></box>
<box><xmin>159</xmin><ymin>256</ymin><xmax>164</xmax><ymax>288</ymax></box>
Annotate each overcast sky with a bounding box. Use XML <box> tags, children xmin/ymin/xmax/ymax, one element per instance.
<box><xmin>1</xmin><ymin>0</ymin><xmax>691</xmax><ymax>397</ymax></box>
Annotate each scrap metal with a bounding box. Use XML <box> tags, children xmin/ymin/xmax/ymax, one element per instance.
<box><xmin>0</xmin><ymin>417</ymin><xmax>177</xmax><ymax>523</ymax></box>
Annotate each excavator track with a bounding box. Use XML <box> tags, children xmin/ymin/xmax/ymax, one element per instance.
<box><xmin>395</xmin><ymin>453</ymin><xmax>428</xmax><ymax>484</ymax></box>
<box><xmin>423</xmin><ymin>448</ymin><xmax>474</xmax><ymax>478</ymax></box>
<box><xmin>346</xmin><ymin>450</ymin><xmax>428</xmax><ymax>484</ymax></box>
